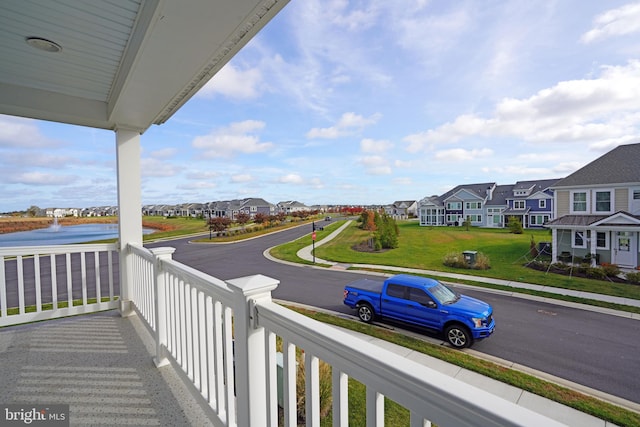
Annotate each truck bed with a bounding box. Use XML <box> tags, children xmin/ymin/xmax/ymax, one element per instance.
<box><xmin>345</xmin><ymin>278</ymin><xmax>384</xmax><ymax>293</ymax></box>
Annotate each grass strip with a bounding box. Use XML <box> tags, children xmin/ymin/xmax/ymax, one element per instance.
<box><xmin>289</xmin><ymin>306</ymin><xmax>640</xmax><ymax>427</ymax></box>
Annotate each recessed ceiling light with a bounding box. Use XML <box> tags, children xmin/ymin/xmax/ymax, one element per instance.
<box><xmin>25</xmin><ymin>37</ymin><xmax>62</xmax><ymax>53</ymax></box>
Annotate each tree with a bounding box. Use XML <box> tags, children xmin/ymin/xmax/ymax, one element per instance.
<box><xmin>207</xmin><ymin>216</ymin><xmax>231</xmax><ymax>234</ymax></box>
<box><xmin>374</xmin><ymin>212</ymin><xmax>399</xmax><ymax>249</ymax></box>
<box><xmin>508</xmin><ymin>216</ymin><xmax>523</xmax><ymax>234</ymax></box>
<box><xmin>254</xmin><ymin>212</ymin><xmax>268</xmax><ymax>225</ymax></box>
<box><xmin>236</xmin><ymin>212</ymin><xmax>250</xmax><ymax>229</ymax></box>
<box><xmin>463</xmin><ymin>216</ymin><xmax>472</xmax><ymax>231</ymax></box>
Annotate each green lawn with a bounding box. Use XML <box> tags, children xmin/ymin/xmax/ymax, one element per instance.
<box><xmin>305</xmin><ymin>220</ymin><xmax>640</xmax><ymax>302</ymax></box>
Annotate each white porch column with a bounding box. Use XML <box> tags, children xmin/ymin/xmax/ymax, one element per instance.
<box><xmin>116</xmin><ymin>127</ymin><xmax>143</xmax><ymax>316</ymax></box>
<box><xmin>589</xmin><ymin>229</ymin><xmax>597</xmax><ymax>267</ymax></box>
<box><xmin>551</xmin><ymin>228</ymin><xmax>558</xmax><ymax>263</ymax></box>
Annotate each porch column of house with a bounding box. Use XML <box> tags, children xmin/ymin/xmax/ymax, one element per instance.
<box><xmin>551</xmin><ymin>228</ymin><xmax>558</xmax><ymax>263</ymax></box>
<box><xmin>115</xmin><ymin>127</ymin><xmax>143</xmax><ymax>316</ymax></box>
<box><xmin>589</xmin><ymin>228</ymin><xmax>597</xmax><ymax>266</ymax></box>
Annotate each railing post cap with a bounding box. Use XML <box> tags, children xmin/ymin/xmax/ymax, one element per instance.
<box><xmin>149</xmin><ymin>247</ymin><xmax>176</xmax><ymax>257</ymax></box>
<box><xmin>226</xmin><ymin>274</ymin><xmax>279</xmax><ymax>297</ymax></box>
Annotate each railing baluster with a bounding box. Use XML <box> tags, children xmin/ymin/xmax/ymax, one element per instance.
<box><xmin>80</xmin><ymin>251</ymin><xmax>87</xmax><ymax>305</ymax></box>
<box><xmin>34</xmin><ymin>254</ymin><xmax>41</xmax><ymax>312</ymax></box>
<box><xmin>305</xmin><ymin>353</ymin><xmax>320</xmax><ymax>427</ymax></box>
<box><xmin>223</xmin><ymin>306</ymin><xmax>235</xmax><ymax>425</ymax></box>
<box><xmin>0</xmin><ymin>255</ymin><xmax>6</xmax><ymax>317</ymax></box>
<box><xmin>332</xmin><ymin>370</ymin><xmax>348</xmax><ymax>426</ymax></box>
<box><xmin>65</xmin><ymin>253</ymin><xmax>72</xmax><ymax>307</ymax></box>
<box><xmin>95</xmin><ymin>251</ymin><xmax>101</xmax><ymax>303</ymax></box>
<box><xmin>283</xmin><ymin>339</ymin><xmax>297</xmax><ymax>427</ymax></box>
<box><xmin>17</xmin><ymin>255</ymin><xmax>24</xmax><ymax>314</ymax></box>
<box><xmin>213</xmin><ymin>300</ymin><xmax>225</xmax><ymax>417</ymax></box>
<box><xmin>50</xmin><ymin>254</ymin><xmax>58</xmax><ymax>309</ymax></box>
<box><xmin>267</xmin><ymin>332</ymin><xmax>277</xmax><ymax>427</ymax></box>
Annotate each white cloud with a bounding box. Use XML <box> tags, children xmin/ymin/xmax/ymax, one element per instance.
<box><xmin>9</xmin><ymin>172</ymin><xmax>76</xmax><ymax>185</ymax></box>
<box><xmin>0</xmin><ymin>115</ymin><xmax>60</xmax><ymax>148</ymax></box>
<box><xmin>198</xmin><ymin>63</ymin><xmax>263</xmax><ymax>100</ymax></box>
<box><xmin>231</xmin><ymin>174</ymin><xmax>253</xmax><ymax>183</ymax></box>
<box><xmin>278</xmin><ymin>173</ymin><xmax>305</xmax><ymax>184</ymax></box>
<box><xmin>192</xmin><ymin>120</ymin><xmax>273</xmax><ymax>158</ymax></box>
<box><xmin>150</xmin><ymin>148</ymin><xmax>178</xmax><ymax>159</ymax></box>
<box><xmin>581</xmin><ymin>2</ymin><xmax>640</xmax><ymax>44</ymax></box>
<box><xmin>307</xmin><ymin>112</ymin><xmax>381</xmax><ymax>139</ymax></box>
<box><xmin>404</xmin><ymin>60</ymin><xmax>640</xmax><ymax>151</ymax></box>
<box><xmin>359</xmin><ymin>155</ymin><xmax>392</xmax><ymax>175</ymax></box>
<box><xmin>435</xmin><ymin>148</ymin><xmax>493</xmax><ymax>162</ymax></box>
<box><xmin>141</xmin><ymin>158</ymin><xmax>179</xmax><ymax>177</ymax></box>
<box><xmin>360</xmin><ymin>138</ymin><xmax>393</xmax><ymax>153</ymax></box>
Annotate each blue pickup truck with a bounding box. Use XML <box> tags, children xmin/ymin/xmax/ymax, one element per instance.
<box><xmin>343</xmin><ymin>274</ymin><xmax>495</xmax><ymax>348</ymax></box>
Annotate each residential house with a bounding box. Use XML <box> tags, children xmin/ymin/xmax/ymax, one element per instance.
<box><xmin>483</xmin><ymin>184</ymin><xmax>514</xmax><ymax>228</ymax></box>
<box><xmin>419</xmin><ymin>183</ymin><xmax>496</xmax><ymax>227</ymax></box>
<box><xmin>545</xmin><ymin>143</ymin><xmax>640</xmax><ymax>268</ymax></box>
<box><xmin>418</xmin><ymin>196</ymin><xmax>446</xmax><ymax>226</ymax></box>
<box><xmin>385</xmin><ymin>200</ymin><xmax>418</xmax><ymax>218</ymax></box>
<box><xmin>277</xmin><ymin>200</ymin><xmax>308</xmax><ymax>214</ymax></box>
<box><xmin>502</xmin><ymin>179</ymin><xmax>559</xmax><ymax>228</ymax></box>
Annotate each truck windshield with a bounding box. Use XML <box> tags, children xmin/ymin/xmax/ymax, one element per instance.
<box><xmin>430</xmin><ymin>282</ymin><xmax>459</xmax><ymax>305</ymax></box>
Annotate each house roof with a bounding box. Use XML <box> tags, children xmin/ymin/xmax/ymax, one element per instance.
<box><xmin>485</xmin><ymin>184</ymin><xmax>514</xmax><ymax>206</ymax></box>
<box><xmin>512</xmin><ymin>178</ymin><xmax>561</xmax><ymax>194</ymax></box>
<box><xmin>545</xmin><ymin>211</ymin><xmax>640</xmax><ymax>228</ymax></box>
<box><xmin>441</xmin><ymin>182</ymin><xmax>496</xmax><ymax>202</ymax></box>
<box><xmin>0</xmin><ymin>0</ymin><xmax>289</xmax><ymax>133</ymax></box>
<box><xmin>552</xmin><ymin>143</ymin><xmax>640</xmax><ymax>188</ymax></box>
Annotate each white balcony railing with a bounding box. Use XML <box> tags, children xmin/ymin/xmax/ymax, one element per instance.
<box><xmin>0</xmin><ymin>243</ymin><xmax>119</xmax><ymax>327</ymax></box>
<box><xmin>127</xmin><ymin>244</ymin><xmax>564</xmax><ymax>427</ymax></box>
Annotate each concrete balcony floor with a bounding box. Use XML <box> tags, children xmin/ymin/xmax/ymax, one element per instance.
<box><xmin>0</xmin><ymin>310</ymin><xmax>212</xmax><ymax>426</ymax></box>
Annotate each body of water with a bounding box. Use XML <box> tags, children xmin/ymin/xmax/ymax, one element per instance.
<box><xmin>0</xmin><ymin>223</ymin><xmax>155</xmax><ymax>247</ymax></box>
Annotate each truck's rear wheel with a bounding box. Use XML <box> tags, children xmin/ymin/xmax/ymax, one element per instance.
<box><xmin>357</xmin><ymin>303</ymin><xmax>374</xmax><ymax>323</ymax></box>
<box><xmin>445</xmin><ymin>324</ymin><xmax>472</xmax><ymax>349</ymax></box>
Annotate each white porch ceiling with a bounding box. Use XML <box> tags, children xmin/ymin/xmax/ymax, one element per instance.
<box><xmin>0</xmin><ymin>0</ymin><xmax>289</xmax><ymax>133</ymax></box>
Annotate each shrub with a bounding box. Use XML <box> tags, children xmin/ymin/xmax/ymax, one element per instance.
<box><xmin>625</xmin><ymin>271</ymin><xmax>640</xmax><ymax>284</ymax></box>
<box><xmin>443</xmin><ymin>252</ymin><xmax>467</xmax><ymax>268</ymax></box>
<box><xmin>443</xmin><ymin>252</ymin><xmax>490</xmax><ymax>270</ymax></box>
<box><xmin>601</xmin><ymin>263</ymin><xmax>621</xmax><ymax>278</ymax></box>
<box><xmin>474</xmin><ymin>252</ymin><xmax>491</xmax><ymax>270</ymax></box>
<box><xmin>508</xmin><ymin>216</ymin><xmax>523</xmax><ymax>234</ymax></box>
<box><xmin>585</xmin><ymin>267</ymin><xmax>607</xmax><ymax>280</ymax></box>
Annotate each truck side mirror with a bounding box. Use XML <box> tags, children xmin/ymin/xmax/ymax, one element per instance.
<box><xmin>426</xmin><ymin>301</ymin><xmax>437</xmax><ymax>309</ymax></box>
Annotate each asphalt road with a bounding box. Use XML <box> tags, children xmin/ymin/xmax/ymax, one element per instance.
<box><xmin>148</xmin><ymin>223</ymin><xmax>640</xmax><ymax>405</ymax></box>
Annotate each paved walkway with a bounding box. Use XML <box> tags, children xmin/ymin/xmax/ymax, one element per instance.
<box><xmin>289</xmin><ymin>220</ymin><xmax>640</xmax><ymax>425</ymax></box>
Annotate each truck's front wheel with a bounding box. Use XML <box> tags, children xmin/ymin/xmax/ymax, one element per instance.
<box><xmin>357</xmin><ymin>303</ymin><xmax>374</xmax><ymax>323</ymax></box>
<box><xmin>445</xmin><ymin>324</ymin><xmax>472</xmax><ymax>349</ymax></box>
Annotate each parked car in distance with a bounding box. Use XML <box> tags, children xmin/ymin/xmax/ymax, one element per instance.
<box><xmin>343</xmin><ymin>274</ymin><xmax>495</xmax><ymax>348</ymax></box>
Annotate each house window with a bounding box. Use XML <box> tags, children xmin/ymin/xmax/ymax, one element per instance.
<box><xmin>465</xmin><ymin>201</ymin><xmax>481</xmax><ymax>209</ymax></box>
<box><xmin>468</xmin><ymin>214</ymin><xmax>482</xmax><ymax>222</ymax></box>
<box><xmin>594</xmin><ymin>191</ymin><xmax>611</xmax><ymax>212</ymax></box>
<box><xmin>539</xmin><ymin>199</ymin><xmax>546</xmax><ymax>209</ymax></box>
<box><xmin>573</xmin><ymin>230</ymin><xmax>586</xmax><ymax>248</ymax></box>
<box><xmin>634</xmin><ymin>190</ymin><xmax>640</xmax><ymax>200</ymax></box>
<box><xmin>446</xmin><ymin>214</ymin><xmax>458</xmax><ymax>223</ymax></box>
<box><xmin>530</xmin><ymin>215</ymin><xmax>549</xmax><ymax>225</ymax></box>
<box><xmin>514</xmin><ymin>200</ymin><xmax>525</xmax><ymax>209</ymax></box>
<box><xmin>446</xmin><ymin>202</ymin><xmax>461</xmax><ymax>210</ymax></box>
<box><xmin>572</xmin><ymin>192</ymin><xmax>587</xmax><ymax>212</ymax></box>
<box><xmin>596</xmin><ymin>231</ymin><xmax>609</xmax><ymax>249</ymax></box>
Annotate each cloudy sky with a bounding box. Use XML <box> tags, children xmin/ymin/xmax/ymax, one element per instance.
<box><xmin>2</xmin><ymin>0</ymin><xmax>640</xmax><ymax>212</ymax></box>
